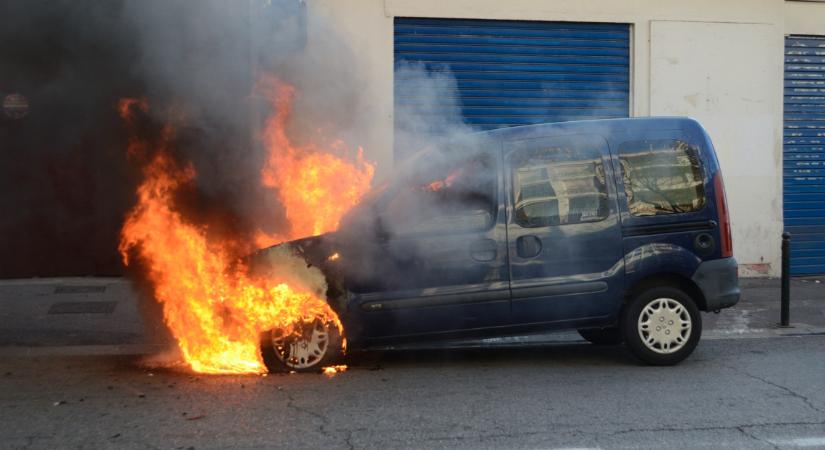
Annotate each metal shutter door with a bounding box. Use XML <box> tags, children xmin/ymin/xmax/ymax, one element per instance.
<box><xmin>394</xmin><ymin>18</ymin><xmax>630</xmax><ymax>133</ymax></box>
<box><xmin>785</xmin><ymin>35</ymin><xmax>825</xmax><ymax>275</ymax></box>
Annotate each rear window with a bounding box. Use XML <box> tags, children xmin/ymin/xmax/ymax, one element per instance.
<box><xmin>618</xmin><ymin>139</ymin><xmax>706</xmax><ymax>216</ymax></box>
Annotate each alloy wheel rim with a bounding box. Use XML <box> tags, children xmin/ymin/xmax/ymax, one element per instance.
<box><xmin>272</xmin><ymin>318</ymin><xmax>329</xmax><ymax>369</ymax></box>
<box><xmin>637</xmin><ymin>298</ymin><xmax>692</xmax><ymax>354</ymax></box>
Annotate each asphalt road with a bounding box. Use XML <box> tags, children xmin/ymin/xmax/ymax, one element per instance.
<box><xmin>1</xmin><ymin>335</ymin><xmax>824</xmax><ymax>449</ymax></box>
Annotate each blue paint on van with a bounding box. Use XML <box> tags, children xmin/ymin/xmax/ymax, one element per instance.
<box><xmin>265</xmin><ymin>117</ymin><xmax>740</xmax><ymax>367</ymax></box>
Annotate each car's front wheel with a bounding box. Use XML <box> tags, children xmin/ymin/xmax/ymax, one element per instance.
<box><xmin>622</xmin><ymin>286</ymin><xmax>701</xmax><ymax>365</ymax></box>
<box><xmin>260</xmin><ymin>317</ymin><xmax>343</xmax><ymax>373</ymax></box>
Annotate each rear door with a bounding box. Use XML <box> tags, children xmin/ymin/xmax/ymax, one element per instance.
<box><xmin>504</xmin><ymin>134</ymin><xmax>624</xmax><ymax>326</ymax></box>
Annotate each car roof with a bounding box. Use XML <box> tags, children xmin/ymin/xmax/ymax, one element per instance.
<box><xmin>474</xmin><ymin>116</ymin><xmax>704</xmax><ymax>141</ymax></box>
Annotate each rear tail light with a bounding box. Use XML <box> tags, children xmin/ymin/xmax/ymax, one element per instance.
<box><xmin>713</xmin><ymin>172</ymin><xmax>733</xmax><ymax>258</ymax></box>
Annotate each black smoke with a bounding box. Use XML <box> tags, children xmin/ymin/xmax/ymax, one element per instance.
<box><xmin>0</xmin><ymin>0</ymin><xmax>364</xmax><ymax>278</ymax></box>
<box><xmin>0</xmin><ymin>1</ymin><xmax>144</xmax><ymax>277</ymax></box>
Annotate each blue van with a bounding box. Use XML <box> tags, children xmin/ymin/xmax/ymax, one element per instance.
<box><xmin>258</xmin><ymin>117</ymin><xmax>740</xmax><ymax>371</ymax></box>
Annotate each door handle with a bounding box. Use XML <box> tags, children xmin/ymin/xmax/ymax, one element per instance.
<box><xmin>516</xmin><ymin>235</ymin><xmax>542</xmax><ymax>258</ymax></box>
<box><xmin>470</xmin><ymin>239</ymin><xmax>497</xmax><ymax>262</ymax></box>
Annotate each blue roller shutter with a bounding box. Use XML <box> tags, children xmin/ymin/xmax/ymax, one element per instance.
<box><xmin>784</xmin><ymin>35</ymin><xmax>825</xmax><ymax>275</ymax></box>
<box><xmin>394</xmin><ymin>18</ymin><xmax>630</xmax><ymax>134</ymax></box>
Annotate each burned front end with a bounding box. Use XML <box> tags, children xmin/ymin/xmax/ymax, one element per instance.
<box><xmin>251</xmin><ymin>233</ymin><xmax>355</xmax><ymax>326</ymax></box>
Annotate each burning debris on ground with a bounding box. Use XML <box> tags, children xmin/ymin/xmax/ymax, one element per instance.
<box><xmin>322</xmin><ymin>364</ymin><xmax>348</xmax><ymax>377</ymax></box>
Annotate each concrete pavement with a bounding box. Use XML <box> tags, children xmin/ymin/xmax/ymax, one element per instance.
<box><xmin>0</xmin><ymin>278</ymin><xmax>157</xmax><ymax>356</ymax></box>
<box><xmin>1</xmin><ymin>335</ymin><xmax>824</xmax><ymax>449</ymax></box>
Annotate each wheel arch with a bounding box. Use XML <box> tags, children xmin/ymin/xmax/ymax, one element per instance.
<box><xmin>622</xmin><ymin>272</ymin><xmax>708</xmax><ymax>312</ymax></box>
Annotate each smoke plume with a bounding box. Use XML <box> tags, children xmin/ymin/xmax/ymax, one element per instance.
<box><xmin>0</xmin><ymin>0</ymin><xmax>369</xmax><ymax>278</ymax></box>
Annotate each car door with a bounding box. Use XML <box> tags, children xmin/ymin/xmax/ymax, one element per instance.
<box><xmin>505</xmin><ymin>134</ymin><xmax>625</xmax><ymax>326</ymax></box>
<box><xmin>347</xmin><ymin>147</ymin><xmax>511</xmax><ymax>339</ymax></box>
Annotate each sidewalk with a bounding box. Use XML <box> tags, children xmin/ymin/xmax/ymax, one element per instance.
<box><xmin>704</xmin><ymin>277</ymin><xmax>825</xmax><ymax>339</ymax></box>
<box><xmin>0</xmin><ymin>277</ymin><xmax>162</xmax><ymax>356</ymax></box>
<box><xmin>0</xmin><ymin>276</ymin><xmax>823</xmax><ymax>356</ymax></box>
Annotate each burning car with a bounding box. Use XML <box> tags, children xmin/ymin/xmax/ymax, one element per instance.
<box><xmin>256</xmin><ymin>117</ymin><xmax>740</xmax><ymax>371</ymax></box>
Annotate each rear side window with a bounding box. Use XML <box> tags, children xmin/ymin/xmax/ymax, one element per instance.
<box><xmin>619</xmin><ymin>140</ymin><xmax>706</xmax><ymax>216</ymax></box>
<box><xmin>511</xmin><ymin>143</ymin><xmax>608</xmax><ymax>227</ymax></box>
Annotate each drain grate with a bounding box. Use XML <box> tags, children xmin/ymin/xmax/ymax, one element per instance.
<box><xmin>48</xmin><ymin>301</ymin><xmax>117</xmax><ymax>314</ymax></box>
<box><xmin>54</xmin><ymin>285</ymin><xmax>107</xmax><ymax>294</ymax></box>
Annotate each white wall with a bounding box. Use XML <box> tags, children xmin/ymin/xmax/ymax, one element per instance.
<box><xmin>311</xmin><ymin>0</ymin><xmax>825</xmax><ymax>276</ymax></box>
<box><xmin>649</xmin><ymin>21</ymin><xmax>784</xmax><ymax>276</ymax></box>
<box><xmin>786</xmin><ymin>1</ymin><xmax>825</xmax><ymax>35</ymax></box>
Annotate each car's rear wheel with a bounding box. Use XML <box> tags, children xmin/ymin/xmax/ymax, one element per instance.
<box><xmin>577</xmin><ymin>327</ymin><xmax>623</xmax><ymax>345</ymax></box>
<box><xmin>622</xmin><ymin>286</ymin><xmax>701</xmax><ymax>366</ymax></box>
<box><xmin>260</xmin><ymin>317</ymin><xmax>343</xmax><ymax>373</ymax></box>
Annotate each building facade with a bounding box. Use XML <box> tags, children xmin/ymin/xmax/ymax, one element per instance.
<box><xmin>312</xmin><ymin>0</ymin><xmax>825</xmax><ymax>277</ymax></box>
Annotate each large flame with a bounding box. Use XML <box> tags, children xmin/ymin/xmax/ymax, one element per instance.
<box><xmin>257</xmin><ymin>74</ymin><xmax>374</xmax><ymax>245</ymax></box>
<box><xmin>117</xmin><ymin>76</ymin><xmax>373</xmax><ymax>374</ymax></box>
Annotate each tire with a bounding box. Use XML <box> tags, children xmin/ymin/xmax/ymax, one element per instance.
<box><xmin>621</xmin><ymin>286</ymin><xmax>702</xmax><ymax>366</ymax></box>
<box><xmin>260</xmin><ymin>317</ymin><xmax>344</xmax><ymax>373</ymax></box>
<box><xmin>577</xmin><ymin>327</ymin><xmax>623</xmax><ymax>345</ymax></box>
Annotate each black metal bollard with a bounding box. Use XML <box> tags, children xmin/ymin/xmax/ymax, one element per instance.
<box><xmin>780</xmin><ymin>232</ymin><xmax>791</xmax><ymax>327</ymax></box>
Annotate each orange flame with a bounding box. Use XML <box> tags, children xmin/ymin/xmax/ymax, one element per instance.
<box><xmin>117</xmin><ymin>76</ymin><xmax>372</xmax><ymax>374</ymax></box>
<box><xmin>257</xmin><ymin>74</ymin><xmax>374</xmax><ymax>244</ymax></box>
<box><xmin>118</xmin><ymin>149</ymin><xmax>341</xmax><ymax>374</ymax></box>
<box><xmin>118</xmin><ymin>97</ymin><xmax>148</xmax><ymax>120</ymax></box>
<box><xmin>426</xmin><ymin>168</ymin><xmax>464</xmax><ymax>192</ymax></box>
<box><xmin>118</xmin><ymin>97</ymin><xmax>150</xmax><ymax>157</ymax></box>
<box><xmin>322</xmin><ymin>365</ymin><xmax>348</xmax><ymax>377</ymax></box>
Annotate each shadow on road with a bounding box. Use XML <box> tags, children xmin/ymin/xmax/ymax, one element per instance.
<box><xmin>11</xmin><ymin>340</ymin><xmax>639</xmax><ymax>380</ymax></box>
<box><xmin>346</xmin><ymin>341</ymin><xmax>637</xmax><ymax>372</ymax></box>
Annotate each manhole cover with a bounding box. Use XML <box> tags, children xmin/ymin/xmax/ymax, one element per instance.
<box><xmin>48</xmin><ymin>301</ymin><xmax>117</xmax><ymax>314</ymax></box>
